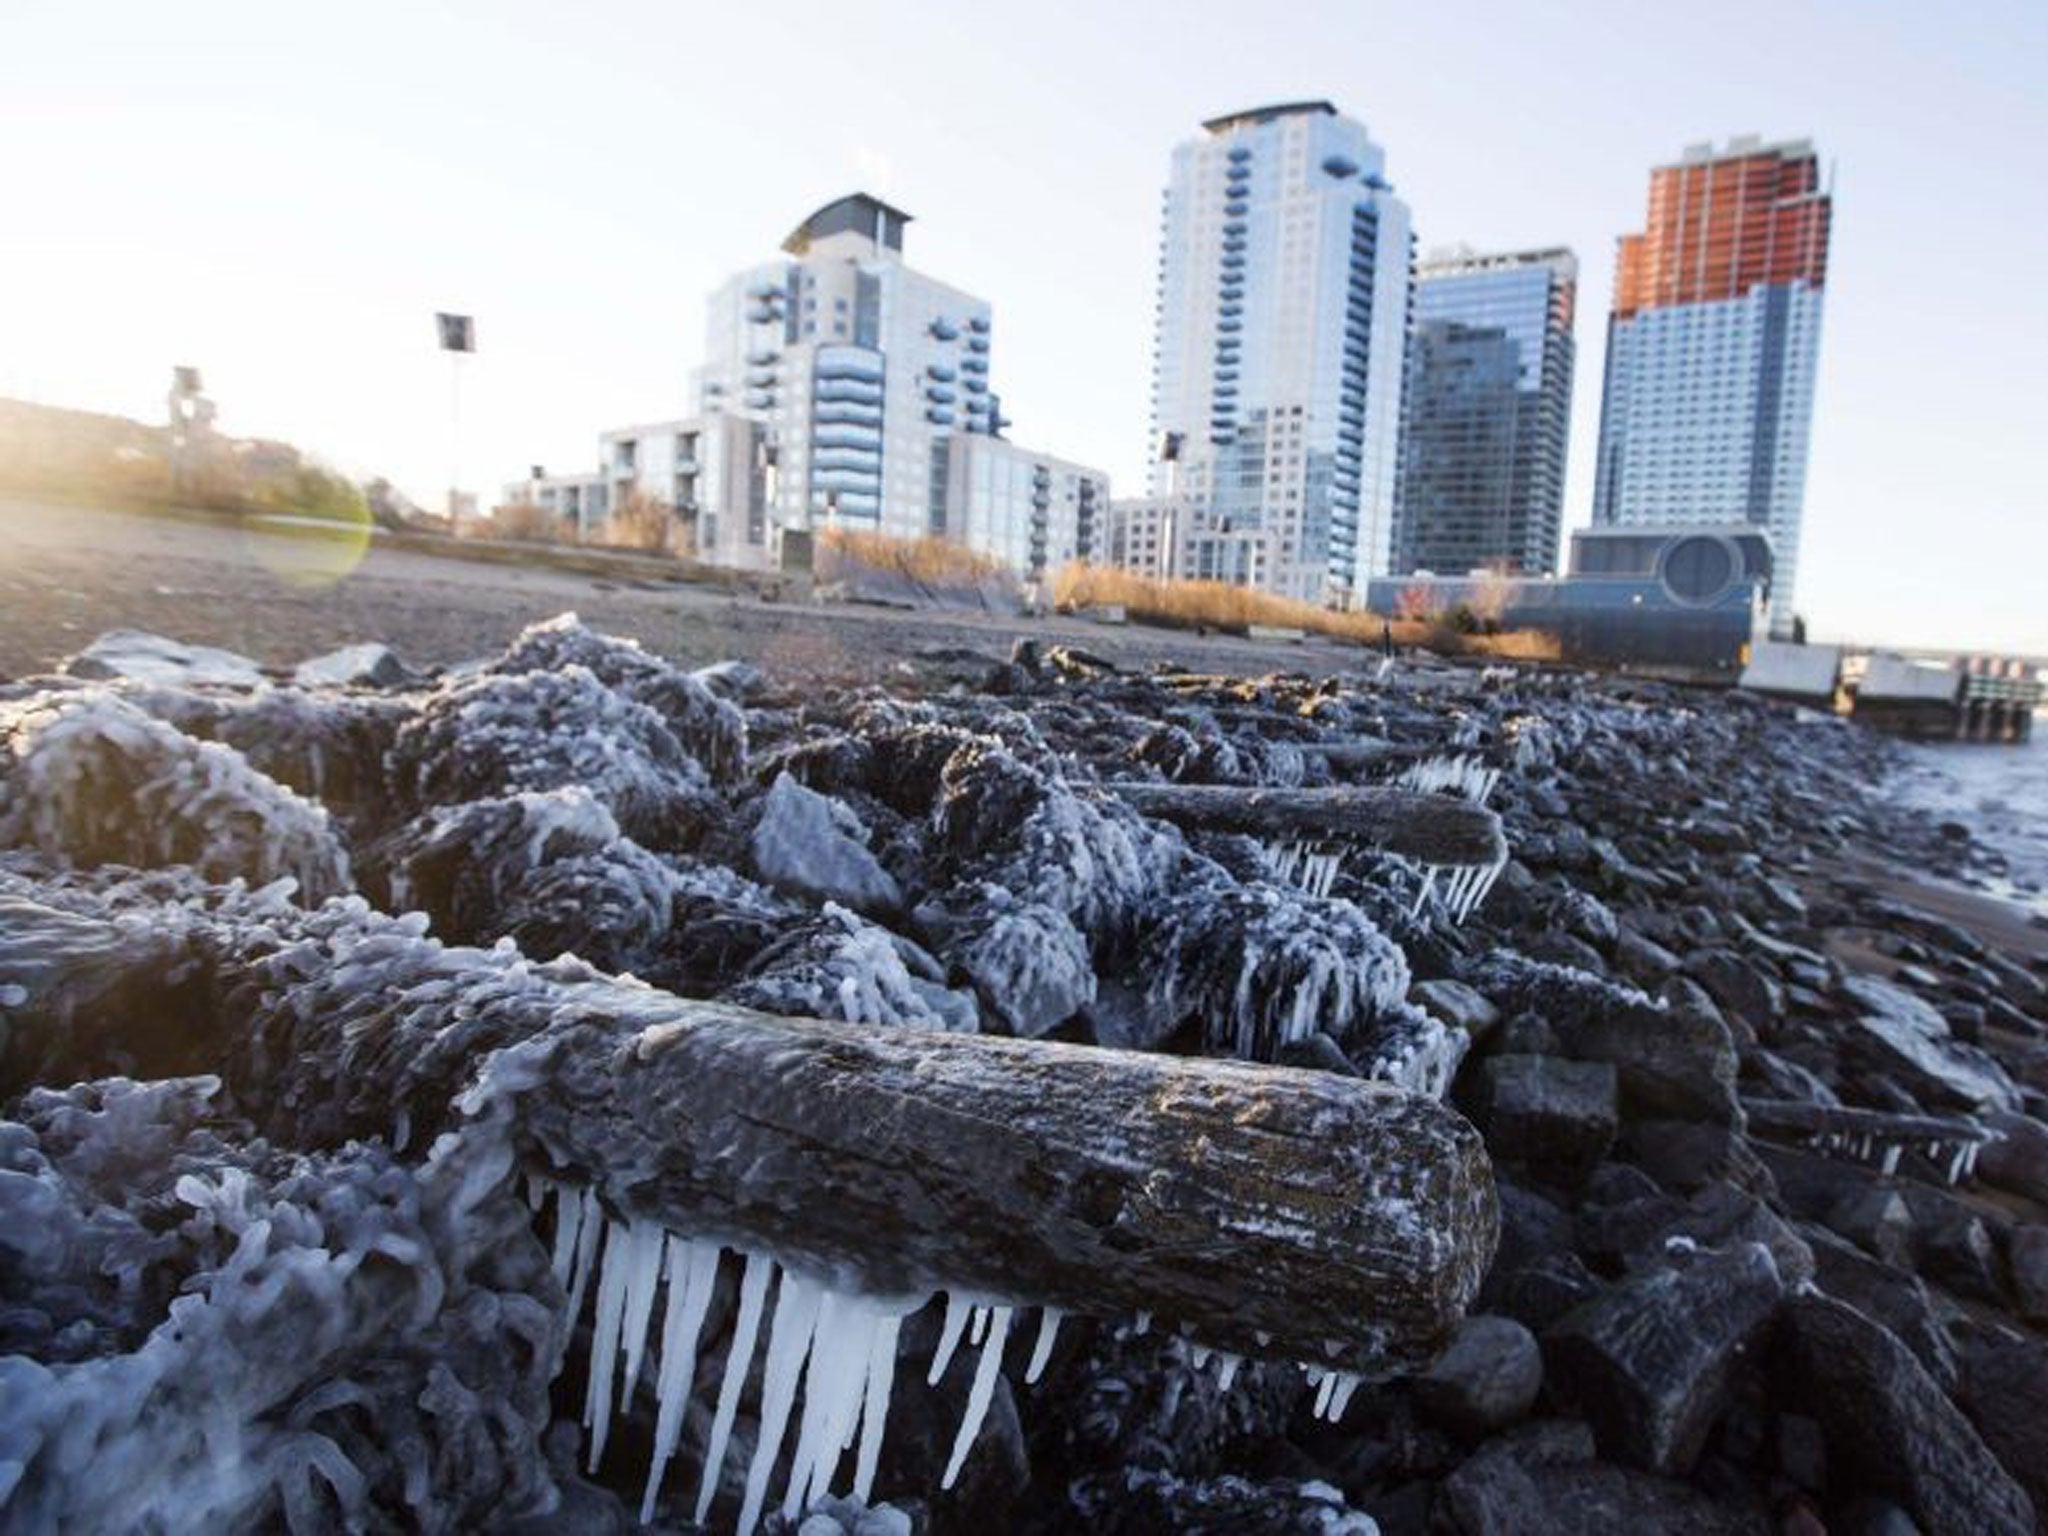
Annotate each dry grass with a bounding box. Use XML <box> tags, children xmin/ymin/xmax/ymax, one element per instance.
<box><xmin>481</xmin><ymin>501</ymin><xmax>571</xmax><ymax>544</ymax></box>
<box><xmin>818</xmin><ymin>526</ymin><xmax>1007</xmax><ymax>585</ymax></box>
<box><xmin>1052</xmin><ymin>561</ymin><xmax>1560</xmax><ymax>661</ymax></box>
<box><xmin>598</xmin><ymin>488</ymin><xmax>677</xmax><ymax>554</ymax></box>
<box><xmin>1055</xmin><ymin>562</ymin><xmax>1384</xmax><ymax>639</ymax></box>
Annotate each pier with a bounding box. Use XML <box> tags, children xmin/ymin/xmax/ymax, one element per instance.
<box><xmin>1850</xmin><ymin>652</ymin><xmax>2040</xmax><ymax>743</ymax></box>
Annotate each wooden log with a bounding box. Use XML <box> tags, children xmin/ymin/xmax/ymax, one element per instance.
<box><xmin>1109</xmin><ymin>781</ymin><xmax>1506</xmax><ymax>869</ymax></box>
<box><xmin>1</xmin><ymin>891</ymin><xmax>1499</xmax><ymax>1375</ymax></box>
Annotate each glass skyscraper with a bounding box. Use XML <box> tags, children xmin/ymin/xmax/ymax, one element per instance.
<box><xmin>1394</xmin><ymin>247</ymin><xmax>1577</xmax><ymax>576</ymax></box>
<box><xmin>1592</xmin><ymin>138</ymin><xmax>1833</xmax><ymax>632</ymax></box>
<box><xmin>1142</xmin><ymin>102</ymin><xmax>1413</xmax><ymax>602</ymax></box>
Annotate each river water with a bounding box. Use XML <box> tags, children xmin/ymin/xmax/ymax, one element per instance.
<box><xmin>1893</xmin><ymin>716</ymin><xmax>2048</xmax><ymax>919</ymax></box>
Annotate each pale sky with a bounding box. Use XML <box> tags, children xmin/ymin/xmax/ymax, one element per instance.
<box><xmin>4</xmin><ymin>0</ymin><xmax>2044</xmax><ymax>653</ymax></box>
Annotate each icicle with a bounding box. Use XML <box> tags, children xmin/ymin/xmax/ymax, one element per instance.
<box><xmin>1134</xmin><ymin>1309</ymin><xmax>1152</xmax><ymax>1336</ymax></box>
<box><xmin>1311</xmin><ymin>1370</ymin><xmax>1338</xmax><ymax>1419</ymax></box>
<box><xmin>583</xmin><ymin>1219</ymin><xmax>633</xmax><ymax>1472</ymax></box>
<box><xmin>1946</xmin><ymin>1143</ymin><xmax>1969</xmax><ymax>1185</ymax></box>
<box><xmin>1216</xmin><ymin>1352</ymin><xmax>1241</xmax><ymax>1391</ymax></box>
<box><xmin>617</xmin><ymin>1218</ymin><xmax>667</xmax><ymax>1403</ymax></box>
<box><xmin>696</xmin><ymin>1252</ymin><xmax>774</xmax><ymax>1526</ymax></box>
<box><xmin>737</xmin><ymin>1270</ymin><xmax>823</xmax><ymax>1536</ymax></box>
<box><xmin>941</xmin><ymin>1304</ymin><xmax>1012</xmax><ymax>1490</ymax></box>
<box><xmin>565</xmin><ymin>1189</ymin><xmax>604</xmax><ymax>1331</ymax></box>
<box><xmin>641</xmin><ymin>1238</ymin><xmax>721</xmax><ymax>1524</ymax></box>
<box><xmin>853</xmin><ymin>1313</ymin><xmax>903</xmax><ymax>1503</ymax></box>
<box><xmin>1024</xmin><ymin>1307</ymin><xmax>1063</xmax><ymax>1385</ymax></box>
<box><xmin>1328</xmin><ymin>1371</ymin><xmax>1363</xmax><ymax>1420</ymax></box>
<box><xmin>783</xmin><ymin>1290</ymin><xmax>869</xmax><ymax>1518</ymax></box>
<box><xmin>1881</xmin><ymin>1143</ymin><xmax>1903</xmax><ymax>1175</ymax></box>
<box><xmin>970</xmin><ymin>1305</ymin><xmax>991</xmax><ymax>1346</ymax></box>
<box><xmin>929</xmin><ymin>1293</ymin><xmax>972</xmax><ymax>1384</ymax></box>
<box><xmin>549</xmin><ymin>1184</ymin><xmax>585</xmax><ymax>1291</ymax></box>
<box><xmin>1188</xmin><ymin>1342</ymin><xmax>1213</xmax><ymax>1370</ymax></box>
<box><xmin>524</xmin><ymin>1172</ymin><xmax>546</xmax><ymax>1211</ymax></box>
<box><xmin>1411</xmin><ymin>865</ymin><xmax>1440</xmax><ymax>917</ymax></box>
<box><xmin>1963</xmin><ymin>1142</ymin><xmax>1981</xmax><ymax>1178</ymax></box>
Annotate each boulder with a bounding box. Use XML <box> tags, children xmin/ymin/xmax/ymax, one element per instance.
<box><xmin>750</xmin><ymin>772</ymin><xmax>903</xmax><ymax>915</ymax></box>
<box><xmin>1413</xmin><ymin>1315</ymin><xmax>1543</xmax><ymax>1439</ymax></box>
<box><xmin>293</xmin><ymin>643</ymin><xmax>415</xmax><ymax>690</ymax></box>
<box><xmin>1977</xmin><ymin>1111</ymin><xmax>2048</xmax><ymax>1206</ymax></box>
<box><xmin>2007</xmin><ymin>1224</ymin><xmax>2048</xmax><ymax>1323</ymax></box>
<box><xmin>1619</xmin><ymin>1118</ymin><xmax>1762</xmax><ymax>1194</ymax></box>
<box><xmin>1412</xmin><ymin>978</ymin><xmax>1502</xmax><ymax>1044</ymax></box>
<box><xmin>65</xmin><ymin>629</ymin><xmax>266</xmax><ymax>687</ymax></box>
<box><xmin>1684</xmin><ymin>950</ymin><xmax>1784</xmax><ymax>1039</ymax></box>
<box><xmin>1800</xmin><ymin>1226</ymin><xmax>1957</xmax><ymax>1389</ymax></box>
<box><xmin>1779</xmin><ymin>1293</ymin><xmax>2034</xmax><ymax>1536</ymax></box>
<box><xmin>1954</xmin><ymin>1329</ymin><xmax>2048</xmax><ymax>1522</ymax></box>
<box><xmin>1839</xmin><ymin>974</ymin><xmax>2019</xmax><ymax>1114</ymax></box>
<box><xmin>1822</xmin><ymin>1185</ymin><xmax>1914</xmax><ymax>1268</ymax></box>
<box><xmin>1476</xmin><ymin>1056</ymin><xmax>1618</xmax><ymax>1180</ymax></box>
<box><xmin>1066</xmin><ymin>1470</ymin><xmax>1380</xmax><ymax>1533</ymax></box>
<box><xmin>1543</xmin><ymin>1242</ymin><xmax>1783</xmax><ymax>1474</ymax></box>
<box><xmin>1893</xmin><ymin>1181</ymin><xmax>2008</xmax><ymax>1306</ymax></box>
<box><xmin>1436</xmin><ymin>1418</ymin><xmax>1768</xmax><ymax>1536</ymax></box>
<box><xmin>1613</xmin><ymin>927</ymin><xmax>1682</xmax><ymax>988</ymax></box>
<box><xmin>1559</xmin><ymin>1003</ymin><xmax>1739</xmax><ymax>1127</ymax></box>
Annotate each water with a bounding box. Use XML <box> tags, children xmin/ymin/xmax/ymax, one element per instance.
<box><xmin>1893</xmin><ymin>716</ymin><xmax>2048</xmax><ymax>919</ymax></box>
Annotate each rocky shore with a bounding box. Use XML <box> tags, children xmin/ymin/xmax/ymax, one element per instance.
<box><xmin>2</xmin><ymin>615</ymin><xmax>2044</xmax><ymax>1534</ymax></box>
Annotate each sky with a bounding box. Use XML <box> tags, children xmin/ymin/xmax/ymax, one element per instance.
<box><xmin>4</xmin><ymin>0</ymin><xmax>2044</xmax><ymax>653</ymax></box>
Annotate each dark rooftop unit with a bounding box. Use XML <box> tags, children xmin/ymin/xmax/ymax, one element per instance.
<box><xmin>1202</xmin><ymin>100</ymin><xmax>1338</xmax><ymax>135</ymax></box>
<box><xmin>1366</xmin><ymin>524</ymin><xmax>1773</xmax><ymax>679</ymax></box>
<box><xmin>782</xmin><ymin>193</ymin><xmax>913</xmax><ymax>256</ymax></box>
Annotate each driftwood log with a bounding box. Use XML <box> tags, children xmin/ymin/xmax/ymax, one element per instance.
<box><xmin>1109</xmin><ymin>782</ymin><xmax>1506</xmax><ymax>869</ymax></box>
<box><xmin>3</xmin><ymin>890</ymin><xmax>1499</xmax><ymax>1375</ymax></box>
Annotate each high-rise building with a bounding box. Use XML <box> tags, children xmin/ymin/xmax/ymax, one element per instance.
<box><xmin>939</xmin><ymin>435</ymin><xmax>1108</xmax><ymax>582</ymax></box>
<box><xmin>1592</xmin><ymin>137</ymin><xmax>1833</xmax><ymax>631</ymax></box>
<box><xmin>1143</xmin><ymin>102</ymin><xmax>1414</xmax><ymax>603</ymax></box>
<box><xmin>1394</xmin><ymin>247</ymin><xmax>1577</xmax><ymax>576</ymax></box>
<box><xmin>693</xmin><ymin>193</ymin><xmax>1006</xmax><ymax>539</ymax></box>
<box><xmin>507</xmin><ymin>193</ymin><xmax>1108</xmax><ymax>576</ymax></box>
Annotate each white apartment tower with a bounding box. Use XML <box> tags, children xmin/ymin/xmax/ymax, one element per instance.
<box><xmin>1145</xmin><ymin>102</ymin><xmax>1414</xmax><ymax>602</ymax></box>
<box><xmin>694</xmin><ymin>194</ymin><xmax>1003</xmax><ymax>540</ymax></box>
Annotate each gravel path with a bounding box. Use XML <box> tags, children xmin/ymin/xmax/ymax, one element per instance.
<box><xmin>0</xmin><ymin>497</ymin><xmax>1377</xmax><ymax>683</ymax></box>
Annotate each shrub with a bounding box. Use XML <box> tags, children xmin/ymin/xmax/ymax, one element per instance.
<box><xmin>599</xmin><ymin>489</ymin><xmax>676</xmax><ymax>554</ymax></box>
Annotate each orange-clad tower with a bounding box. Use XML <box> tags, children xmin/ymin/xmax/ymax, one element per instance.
<box><xmin>1593</xmin><ymin>138</ymin><xmax>1832</xmax><ymax>633</ymax></box>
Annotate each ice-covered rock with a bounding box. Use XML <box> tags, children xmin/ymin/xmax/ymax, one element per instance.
<box><xmin>292</xmin><ymin>641</ymin><xmax>415</xmax><ymax>690</ymax></box>
<box><xmin>389</xmin><ymin>665</ymin><xmax>718</xmax><ymax>848</ymax></box>
<box><xmin>750</xmin><ymin>773</ymin><xmax>903</xmax><ymax>915</ymax></box>
<box><xmin>0</xmin><ymin>692</ymin><xmax>350</xmax><ymax>901</ymax></box>
<box><xmin>0</xmin><ymin>1076</ymin><xmax>561</xmax><ymax>1531</ymax></box>
<box><xmin>725</xmin><ymin>904</ymin><xmax>974</xmax><ymax>1031</ymax></box>
<box><xmin>1138</xmin><ymin>870</ymin><xmax>1410</xmax><ymax>1064</ymax></box>
<box><xmin>485</xmin><ymin>614</ymin><xmax>747</xmax><ymax>785</ymax></box>
<box><xmin>65</xmin><ymin>629</ymin><xmax>266</xmax><ymax>688</ymax></box>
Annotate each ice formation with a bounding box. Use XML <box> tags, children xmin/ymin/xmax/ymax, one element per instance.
<box><xmin>1140</xmin><ymin>874</ymin><xmax>1411</xmax><ymax>1062</ymax></box>
<box><xmin>0</xmin><ymin>692</ymin><xmax>350</xmax><ymax>901</ymax></box>
<box><xmin>531</xmin><ymin>1177</ymin><xmax>1379</xmax><ymax>1533</ymax></box>
<box><xmin>1397</xmin><ymin>753</ymin><xmax>1501</xmax><ymax>806</ymax></box>
<box><xmin>1</xmin><ymin>617</ymin><xmax>1525</xmax><ymax>1531</ymax></box>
